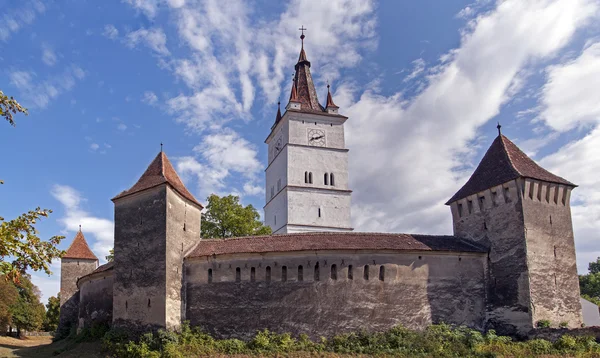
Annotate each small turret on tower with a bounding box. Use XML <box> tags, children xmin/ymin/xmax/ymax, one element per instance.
<box><xmin>325</xmin><ymin>83</ymin><xmax>339</xmax><ymax>114</ymax></box>
<box><xmin>58</xmin><ymin>228</ymin><xmax>98</xmax><ymax>335</ymax></box>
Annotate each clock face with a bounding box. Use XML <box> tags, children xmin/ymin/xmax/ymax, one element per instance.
<box><xmin>307</xmin><ymin>129</ymin><xmax>325</xmax><ymax>147</ymax></box>
<box><xmin>274</xmin><ymin>137</ymin><xmax>282</xmax><ymax>154</ymax></box>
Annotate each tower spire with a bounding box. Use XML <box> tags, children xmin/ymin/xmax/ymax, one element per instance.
<box><xmin>325</xmin><ymin>81</ymin><xmax>339</xmax><ymax>114</ymax></box>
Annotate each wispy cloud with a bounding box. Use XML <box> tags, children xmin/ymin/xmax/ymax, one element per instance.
<box><xmin>141</xmin><ymin>90</ymin><xmax>158</xmax><ymax>105</ymax></box>
<box><xmin>0</xmin><ymin>0</ymin><xmax>45</xmax><ymax>42</ymax></box>
<box><xmin>8</xmin><ymin>65</ymin><xmax>86</xmax><ymax>109</ymax></box>
<box><xmin>103</xmin><ymin>24</ymin><xmax>119</xmax><ymax>39</ymax></box>
<box><xmin>41</xmin><ymin>44</ymin><xmax>57</xmax><ymax>66</ymax></box>
<box><xmin>126</xmin><ymin>27</ymin><xmax>170</xmax><ymax>56</ymax></box>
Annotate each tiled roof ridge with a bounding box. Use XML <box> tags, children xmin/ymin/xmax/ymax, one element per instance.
<box><xmin>112</xmin><ymin>152</ymin><xmax>203</xmax><ymax>208</ymax></box>
<box><xmin>63</xmin><ymin>231</ymin><xmax>98</xmax><ymax>260</ymax></box>
<box><xmin>186</xmin><ymin>232</ymin><xmax>488</xmax><ymax>259</ymax></box>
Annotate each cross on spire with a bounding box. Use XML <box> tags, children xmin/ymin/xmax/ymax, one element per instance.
<box><xmin>79</xmin><ymin>224</ymin><xmax>82</xmax><ymax>232</ymax></box>
<box><xmin>160</xmin><ymin>142</ymin><xmax>163</xmax><ymax>152</ymax></box>
<box><xmin>497</xmin><ymin>122</ymin><xmax>502</xmax><ymax>136</ymax></box>
<box><xmin>299</xmin><ymin>25</ymin><xmax>306</xmax><ymax>46</ymax></box>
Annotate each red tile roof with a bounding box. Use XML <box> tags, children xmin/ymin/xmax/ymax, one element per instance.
<box><xmin>275</xmin><ymin>101</ymin><xmax>282</xmax><ymax>124</ymax></box>
<box><xmin>112</xmin><ymin>151</ymin><xmax>203</xmax><ymax>208</ymax></box>
<box><xmin>63</xmin><ymin>231</ymin><xmax>98</xmax><ymax>260</ymax></box>
<box><xmin>186</xmin><ymin>232</ymin><xmax>487</xmax><ymax>258</ymax></box>
<box><xmin>446</xmin><ymin>134</ymin><xmax>575</xmax><ymax>204</ymax></box>
<box><xmin>326</xmin><ymin>85</ymin><xmax>338</xmax><ymax>109</ymax></box>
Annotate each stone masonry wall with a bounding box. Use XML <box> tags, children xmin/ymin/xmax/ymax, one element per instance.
<box><xmin>59</xmin><ymin>258</ymin><xmax>97</xmax><ymax>334</ymax></box>
<box><xmin>184</xmin><ymin>250</ymin><xmax>487</xmax><ymax>339</ymax></box>
<box><xmin>452</xmin><ymin>180</ymin><xmax>532</xmax><ymax>336</ymax></box>
<box><xmin>78</xmin><ymin>270</ymin><xmax>113</xmax><ymax>330</ymax></box>
<box><xmin>165</xmin><ymin>187</ymin><xmax>202</xmax><ymax>329</ymax></box>
<box><xmin>521</xmin><ymin>179</ymin><xmax>582</xmax><ymax>327</ymax></box>
<box><xmin>113</xmin><ymin>186</ymin><xmax>168</xmax><ymax>331</ymax></box>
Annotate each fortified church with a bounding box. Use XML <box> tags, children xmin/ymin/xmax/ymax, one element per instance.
<box><xmin>59</xmin><ymin>33</ymin><xmax>583</xmax><ymax>338</ymax></box>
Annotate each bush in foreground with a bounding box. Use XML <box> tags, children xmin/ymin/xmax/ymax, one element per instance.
<box><xmin>93</xmin><ymin>322</ymin><xmax>600</xmax><ymax>358</ymax></box>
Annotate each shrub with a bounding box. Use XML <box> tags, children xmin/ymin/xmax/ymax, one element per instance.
<box><xmin>559</xmin><ymin>321</ymin><xmax>569</xmax><ymax>328</ymax></box>
<box><xmin>536</xmin><ymin>319</ymin><xmax>551</xmax><ymax>328</ymax></box>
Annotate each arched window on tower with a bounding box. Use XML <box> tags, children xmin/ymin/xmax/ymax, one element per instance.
<box><xmin>305</xmin><ymin>171</ymin><xmax>308</xmax><ymax>183</ymax></box>
<box><xmin>309</xmin><ymin>172</ymin><xmax>313</xmax><ymax>184</ymax></box>
<box><xmin>330</xmin><ymin>173</ymin><xmax>335</xmax><ymax>186</ymax></box>
<box><xmin>324</xmin><ymin>173</ymin><xmax>329</xmax><ymax>185</ymax></box>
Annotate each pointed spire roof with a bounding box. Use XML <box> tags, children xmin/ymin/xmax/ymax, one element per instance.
<box><xmin>326</xmin><ymin>84</ymin><xmax>338</xmax><ymax>108</ymax></box>
<box><xmin>63</xmin><ymin>230</ymin><xmax>98</xmax><ymax>260</ymax></box>
<box><xmin>275</xmin><ymin>101</ymin><xmax>282</xmax><ymax>124</ymax></box>
<box><xmin>446</xmin><ymin>133</ymin><xmax>575</xmax><ymax>205</ymax></box>
<box><xmin>112</xmin><ymin>151</ymin><xmax>203</xmax><ymax>208</ymax></box>
<box><xmin>292</xmin><ymin>32</ymin><xmax>325</xmax><ymax>113</ymax></box>
<box><xmin>289</xmin><ymin>79</ymin><xmax>299</xmax><ymax>102</ymax></box>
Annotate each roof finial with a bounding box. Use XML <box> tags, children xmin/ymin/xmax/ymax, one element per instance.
<box><xmin>160</xmin><ymin>142</ymin><xmax>163</xmax><ymax>152</ymax></box>
<box><xmin>327</xmin><ymin>79</ymin><xmax>330</xmax><ymax>92</ymax></box>
<box><xmin>299</xmin><ymin>25</ymin><xmax>306</xmax><ymax>47</ymax></box>
<box><xmin>497</xmin><ymin>122</ymin><xmax>502</xmax><ymax>136</ymax></box>
<box><xmin>79</xmin><ymin>224</ymin><xmax>81</xmax><ymax>232</ymax></box>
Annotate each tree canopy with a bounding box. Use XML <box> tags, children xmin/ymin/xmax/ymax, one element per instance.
<box><xmin>0</xmin><ymin>90</ymin><xmax>27</xmax><ymax>126</ymax></box>
<box><xmin>580</xmin><ymin>257</ymin><xmax>600</xmax><ymax>306</ymax></box>
<box><xmin>1</xmin><ymin>90</ymin><xmax>64</xmax><ymax>282</ymax></box>
<box><xmin>201</xmin><ymin>194</ymin><xmax>271</xmax><ymax>239</ymax></box>
<box><xmin>43</xmin><ymin>294</ymin><xmax>60</xmax><ymax>332</ymax></box>
<box><xmin>8</xmin><ymin>274</ymin><xmax>45</xmax><ymax>336</ymax></box>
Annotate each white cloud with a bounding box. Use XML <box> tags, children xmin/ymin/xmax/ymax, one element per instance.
<box><xmin>103</xmin><ymin>24</ymin><xmax>119</xmax><ymax>39</ymax></box>
<box><xmin>403</xmin><ymin>58</ymin><xmax>426</xmax><ymax>82</ymax></box>
<box><xmin>90</xmin><ymin>143</ymin><xmax>100</xmax><ymax>151</ymax></box>
<box><xmin>338</xmin><ymin>0</ymin><xmax>599</xmax><ymax>235</ymax></box>
<box><xmin>175</xmin><ymin>128</ymin><xmax>262</xmax><ymax>200</ymax></box>
<box><xmin>126</xmin><ymin>0</ymin><xmax>376</xmax><ymax>132</ymax></box>
<box><xmin>41</xmin><ymin>45</ymin><xmax>57</xmax><ymax>66</ymax></box>
<box><xmin>142</xmin><ymin>90</ymin><xmax>158</xmax><ymax>105</ymax></box>
<box><xmin>50</xmin><ymin>185</ymin><xmax>114</xmax><ymax>263</ymax></box>
<box><xmin>540</xmin><ymin>42</ymin><xmax>600</xmax><ymax>132</ymax></box>
<box><xmin>123</xmin><ymin>0</ymin><xmax>161</xmax><ymax>18</ymax></box>
<box><xmin>8</xmin><ymin>65</ymin><xmax>86</xmax><ymax>109</ymax></box>
<box><xmin>167</xmin><ymin>0</ymin><xmax>185</xmax><ymax>8</ymax></box>
<box><xmin>117</xmin><ymin>123</ymin><xmax>127</xmax><ymax>131</ymax></box>
<box><xmin>0</xmin><ymin>0</ymin><xmax>45</xmax><ymax>42</ymax></box>
<box><xmin>126</xmin><ymin>27</ymin><xmax>170</xmax><ymax>56</ymax></box>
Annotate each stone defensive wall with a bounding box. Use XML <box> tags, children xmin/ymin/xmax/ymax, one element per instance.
<box><xmin>183</xmin><ymin>232</ymin><xmax>489</xmax><ymax>339</ymax></box>
<box><xmin>77</xmin><ymin>262</ymin><xmax>114</xmax><ymax>330</ymax></box>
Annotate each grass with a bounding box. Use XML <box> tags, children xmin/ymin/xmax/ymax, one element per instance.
<box><xmin>0</xmin><ymin>335</ymin><xmax>104</xmax><ymax>358</ymax></box>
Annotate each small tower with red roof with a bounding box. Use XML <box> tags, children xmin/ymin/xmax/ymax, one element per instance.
<box><xmin>111</xmin><ymin>150</ymin><xmax>203</xmax><ymax>331</ymax></box>
<box><xmin>58</xmin><ymin>228</ymin><xmax>98</xmax><ymax>335</ymax></box>
<box><xmin>447</xmin><ymin>126</ymin><xmax>582</xmax><ymax>335</ymax></box>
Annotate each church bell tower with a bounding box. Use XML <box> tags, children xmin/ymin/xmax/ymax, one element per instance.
<box><xmin>264</xmin><ymin>29</ymin><xmax>353</xmax><ymax>234</ymax></box>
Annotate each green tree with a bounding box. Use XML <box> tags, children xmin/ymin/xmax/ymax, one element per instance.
<box><xmin>106</xmin><ymin>248</ymin><xmax>114</xmax><ymax>262</ymax></box>
<box><xmin>0</xmin><ymin>90</ymin><xmax>27</xmax><ymax>126</ymax></box>
<box><xmin>201</xmin><ymin>194</ymin><xmax>272</xmax><ymax>239</ymax></box>
<box><xmin>9</xmin><ymin>275</ymin><xmax>45</xmax><ymax>336</ymax></box>
<box><xmin>0</xmin><ymin>209</ymin><xmax>65</xmax><ymax>282</ymax></box>
<box><xmin>579</xmin><ymin>257</ymin><xmax>600</xmax><ymax>305</ymax></box>
<box><xmin>1</xmin><ymin>91</ymin><xmax>64</xmax><ymax>282</ymax></box>
<box><xmin>0</xmin><ymin>276</ymin><xmax>19</xmax><ymax>331</ymax></box>
<box><xmin>43</xmin><ymin>294</ymin><xmax>60</xmax><ymax>332</ymax></box>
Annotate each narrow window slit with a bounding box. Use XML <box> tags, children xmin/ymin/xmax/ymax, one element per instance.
<box><xmin>314</xmin><ymin>262</ymin><xmax>320</xmax><ymax>281</ymax></box>
<box><xmin>298</xmin><ymin>265</ymin><xmax>303</xmax><ymax>281</ymax></box>
<box><xmin>236</xmin><ymin>267</ymin><xmax>241</xmax><ymax>282</ymax></box>
<box><xmin>331</xmin><ymin>264</ymin><xmax>337</xmax><ymax>280</ymax></box>
<box><xmin>282</xmin><ymin>266</ymin><xmax>287</xmax><ymax>282</ymax></box>
<box><xmin>348</xmin><ymin>265</ymin><xmax>353</xmax><ymax>280</ymax></box>
<box><xmin>266</xmin><ymin>266</ymin><xmax>271</xmax><ymax>282</ymax></box>
<box><xmin>251</xmin><ymin>267</ymin><xmax>256</xmax><ymax>282</ymax></box>
<box><xmin>364</xmin><ymin>265</ymin><xmax>369</xmax><ymax>280</ymax></box>
<box><xmin>379</xmin><ymin>266</ymin><xmax>385</xmax><ymax>281</ymax></box>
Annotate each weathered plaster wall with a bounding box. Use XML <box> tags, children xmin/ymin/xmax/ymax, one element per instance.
<box><xmin>59</xmin><ymin>258</ymin><xmax>97</xmax><ymax>333</ymax></box>
<box><xmin>452</xmin><ymin>180</ymin><xmax>532</xmax><ymax>335</ymax></box>
<box><xmin>113</xmin><ymin>186</ymin><xmax>168</xmax><ymax>331</ymax></box>
<box><xmin>287</xmin><ymin>188</ymin><xmax>352</xmax><ymax>231</ymax></box>
<box><xmin>521</xmin><ymin>179</ymin><xmax>582</xmax><ymax>327</ymax></box>
<box><xmin>288</xmin><ymin>113</ymin><xmax>346</xmax><ymax>149</ymax></box>
<box><xmin>78</xmin><ymin>270</ymin><xmax>113</xmax><ymax>330</ymax></box>
<box><xmin>288</xmin><ymin>146</ymin><xmax>349</xmax><ymax>189</ymax></box>
<box><xmin>165</xmin><ymin>187</ymin><xmax>202</xmax><ymax>329</ymax></box>
<box><xmin>184</xmin><ymin>250</ymin><xmax>486</xmax><ymax>339</ymax></box>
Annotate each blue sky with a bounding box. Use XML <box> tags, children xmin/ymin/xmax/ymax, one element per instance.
<box><xmin>2</xmin><ymin>0</ymin><xmax>600</xmax><ymax>302</ymax></box>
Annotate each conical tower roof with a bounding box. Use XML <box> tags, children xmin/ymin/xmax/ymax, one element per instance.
<box><xmin>63</xmin><ymin>230</ymin><xmax>98</xmax><ymax>260</ymax></box>
<box><xmin>446</xmin><ymin>133</ymin><xmax>575</xmax><ymax>205</ymax></box>
<box><xmin>292</xmin><ymin>34</ymin><xmax>325</xmax><ymax>113</ymax></box>
<box><xmin>326</xmin><ymin>84</ymin><xmax>338</xmax><ymax>108</ymax></box>
<box><xmin>112</xmin><ymin>151</ymin><xmax>203</xmax><ymax>208</ymax></box>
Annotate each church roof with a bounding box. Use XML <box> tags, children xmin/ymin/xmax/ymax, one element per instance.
<box><xmin>63</xmin><ymin>230</ymin><xmax>98</xmax><ymax>260</ymax></box>
<box><xmin>186</xmin><ymin>232</ymin><xmax>487</xmax><ymax>258</ymax></box>
<box><xmin>112</xmin><ymin>151</ymin><xmax>203</xmax><ymax>208</ymax></box>
<box><xmin>446</xmin><ymin>134</ymin><xmax>575</xmax><ymax>205</ymax></box>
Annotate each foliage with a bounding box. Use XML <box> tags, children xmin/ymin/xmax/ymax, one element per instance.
<box><xmin>106</xmin><ymin>248</ymin><xmax>114</xmax><ymax>262</ymax></box>
<box><xmin>0</xmin><ymin>90</ymin><xmax>28</xmax><ymax>126</ymax></box>
<box><xmin>0</xmin><ymin>207</ymin><xmax>65</xmax><ymax>282</ymax></box>
<box><xmin>43</xmin><ymin>294</ymin><xmax>60</xmax><ymax>332</ymax></box>
<box><xmin>8</xmin><ymin>274</ymin><xmax>46</xmax><ymax>336</ymax></box>
<box><xmin>0</xmin><ymin>275</ymin><xmax>19</xmax><ymax>330</ymax></box>
<box><xmin>99</xmin><ymin>322</ymin><xmax>600</xmax><ymax>358</ymax></box>
<box><xmin>536</xmin><ymin>320</ymin><xmax>551</xmax><ymax>328</ymax></box>
<box><xmin>559</xmin><ymin>321</ymin><xmax>569</xmax><ymax>329</ymax></box>
<box><xmin>580</xmin><ymin>257</ymin><xmax>600</xmax><ymax>305</ymax></box>
<box><xmin>201</xmin><ymin>194</ymin><xmax>272</xmax><ymax>239</ymax></box>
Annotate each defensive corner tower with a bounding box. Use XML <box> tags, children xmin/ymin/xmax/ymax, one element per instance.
<box><xmin>264</xmin><ymin>31</ymin><xmax>353</xmax><ymax>234</ymax></box>
<box><xmin>59</xmin><ymin>229</ymin><xmax>98</xmax><ymax>334</ymax></box>
<box><xmin>446</xmin><ymin>127</ymin><xmax>582</xmax><ymax>335</ymax></box>
<box><xmin>111</xmin><ymin>151</ymin><xmax>203</xmax><ymax>331</ymax></box>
